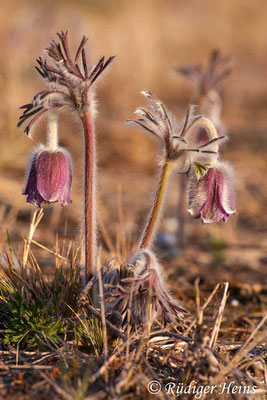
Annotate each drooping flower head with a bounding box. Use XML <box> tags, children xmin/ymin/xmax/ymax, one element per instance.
<box><xmin>188</xmin><ymin>161</ymin><xmax>236</xmax><ymax>224</ymax></box>
<box><xmin>17</xmin><ymin>31</ymin><xmax>115</xmax><ymax>279</ymax></box>
<box><xmin>23</xmin><ymin>145</ymin><xmax>72</xmax><ymax>209</ymax></box>
<box><xmin>126</xmin><ymin>91</ymin><xmax>235</xmax><ymax>226</ymax></box>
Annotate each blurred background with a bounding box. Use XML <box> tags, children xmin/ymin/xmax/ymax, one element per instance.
<box><xmin>0</xmin><ymin>0</ymin><xmax>266</xmax><ymax>295</ymax></box>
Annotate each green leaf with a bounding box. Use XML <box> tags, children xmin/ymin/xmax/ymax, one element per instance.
<box><xmin>194</xmin><ymin>163</ymin><xmax>210</xmax><ymax>179</ymax></box>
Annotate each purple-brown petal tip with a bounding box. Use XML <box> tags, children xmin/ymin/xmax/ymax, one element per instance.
<box><xmin>188</xmin><ymin>162</ymin><xmax>236</xmax><ymax>224</ymax></box>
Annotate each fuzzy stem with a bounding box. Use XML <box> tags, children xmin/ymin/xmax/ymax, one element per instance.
<box><xmin>81</xmin><ymin>111</ymin><xmax>96</xmax><ymax>281</ymax></box>
<box><xmin>187</xmin><ymin>117</ymin><xmax>219</xmax><ymax>152</ymax></box>
<box><xmin>176</xmin><ymin>174</ymin><xmax>187</xmax><ymax>249</ymax></box>
<box><xmin>139</xmin><ymin>160</ymin><xmax>173</xmax><ymax>249</ymax></box>
<box><xmin>47</xmin><ymin>111</ymin><xmax>58</xmax><ymax>151</ymax></box>
<box><xmin>195</xmin><ymin>117</ymin><xmax>218</xmax><ymax>140</ymax></box>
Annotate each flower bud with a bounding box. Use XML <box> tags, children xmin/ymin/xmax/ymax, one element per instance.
<box><xmin>23</xmin><ymin>146</ymin><xmax>72</xmax><ymax>209</ymax></box>
<box><xmin>188</xmin><ymin>161</ymin><xmax>235</xmax><ymax>224</ymax></box>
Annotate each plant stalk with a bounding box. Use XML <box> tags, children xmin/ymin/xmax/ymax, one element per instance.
<box><xmin>81</xmin><ymin>111</ymin><xmax>96</xmax><ymax>282</ymax></box>
<box><xmin>176</xmin><ymin>174</ymin><xmax>187</xmax><ymax>249</ymax></box>
<box><xmin>194</xmin><ymin>117</ymin><xmax>219</xmax><ymax>154</ymax></box>
<box><xmin>47</xmin><ymin>111</ymin><xmax>58</xmax><ymax>151</ymax></box>
<box><xmin>139</xmin><ymin>160</ymin><xmax>173</xmax><ymax>249</ymax></box>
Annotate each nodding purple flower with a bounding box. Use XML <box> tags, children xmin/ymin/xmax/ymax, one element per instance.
<box><xmin>188</xmin><ymin>161</ymin><xmax>236</xmax><ymax>224</ymax></box>
<box><xmin>17</xmin><ymin>31</ymin><xmax>115</xmax><ymax>278</ymax></box>
<box><xmin>23</xmin><ymin>146</ymin><xmax>72</xmax><ymax>209</ymax></box>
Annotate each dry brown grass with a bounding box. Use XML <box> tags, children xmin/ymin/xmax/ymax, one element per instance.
<box><xmin>0</xmin><ymin>248</ymin><xmax>266</xmax><ymax>399</ymax></box>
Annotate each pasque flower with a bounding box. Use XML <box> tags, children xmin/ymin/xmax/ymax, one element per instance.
<box><xmin>18</xmin><ymin>31</ymin><xmax>115</xmax><ymax>279</ymax></box>
<box><xmin>91</xmin><ymin>91</ymin><xmax>235</xmax><ymax>329</ymax></box>
<box><xmin>115</xmin><ymin>91</ymin><xmax>236</xmax><ymax>328</ymax></box>
<box><xmin>173</xmin><ymin>50</ymin><xmax>232</xmax><ymax>246</ymax></box>
<box><xmin>126</xmin><ymin>90</ymin><xmax>227</xmax><ymax>248</ymax></box>
<box><xmin>23</xmin><ymin>111</ymin><xmax>72</xmax><ymax>209</ymax></box>
<box><xmin>188</xmin><ymin>161</ymin><xmax>235</xmax><ymax>224</ymax></box>
<box><xmin>23</xmin><ymin>146</ymin><xmax>72</xmax><ymax>209</ymax></box>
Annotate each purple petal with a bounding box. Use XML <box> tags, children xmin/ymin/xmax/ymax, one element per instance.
<box><xmin>188</xmin><ymin>172</ymin><xmax>209</xmax><ymax>218</ymax></box>
<box><xmin>23</xmin><ymin>148</ymin><xmax>72</xmax><ymax>209</ymax></box>
<box><xmin>188</xmin><ymin>162</ymin><xmax>236</xmax><ymax>224</ymax></box>
<box><xmin>23</xmin><ymin>155</ymin><xmax>45</xmax><ymax>209</ymax></box>
<box><xmin>36</xmin><ymin>150</ymin><xmax>72</xmax><ymax>206</ymax></box>
<box><xmin>200</xmin><ymin>169</ymin><xmax>226</xmax><ymax>223</ymax></box>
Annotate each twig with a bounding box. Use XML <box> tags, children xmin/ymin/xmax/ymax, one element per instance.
<box><xmin>28</xmin><ymin>238</ymin><xmax>70</xmax><ymax>263</ymax></box>
<box><xmin>149</xmin><ymin>331</ymin><xmax>194</xmax><ymax>344</ymax></box>
<box><xmin>195</xmin><ymin>278</ymin><xmax>202</xmax><ymax>326</ymax></box>
<box><xmin>126</xmin><ymin>281</ymin><xmax>134</xmax><ymax>360</ymax></box>
<box><xmin>213</xmin><ymin>314</ymin><xmax>267</xmax><ymax>382</ymax></box>
<box><xmin>87</xmin><ymin>342</ymin><xmax>128</xmax><ymax>386</ymax></box>
<box><xmin>97</xmin><ymin>208</ymin><xmax>116</xmax><ymax>255</ymax></box>
<box><xmin>117</xmin><ymin>183</ymin><xmax>127</xmax><ymax>261</ymax></box>
<box><xmin>23</xmin><ymin>209</ymin><xmax>43</xmax><ymax>267</ymax></box>
<box><xmin>0</xmin><ymin>351</ymin><xmax>51</xmax><ymax>355</ymax></box>
<box><xmin>7</xmin><ymin>364</ymin><xmax>54</xmax><ymax>370</ymax></box>
<box><xmin>16</xmin><ymin>330</ymin><xmax>30</xmax><ymax>365</ymax></box>
<box><xmin>140</xmin><ymin>354</ymin><xmax>170</xmax><ymax>400</ymax></box>
<box><xmin>32</xmin><ymin>353</ymin><xmax>55</xmax><ymax>365</ymax></box>
<box><xmin>209</xmin><ymin>282</ymin><xmax>229</xmax><ymax>349</ymax></box>
<box><xmin>184</xmin><ymin>283</ymin><xmax>220</xmax><ymax>335</ymax></box>
<box><xmin>225</xmin><ymin>314</ymin><xmax>267</xmax><ymax>369</ymax></box>
<box><xmin>84</xmin><ymin>302</ymin><xmax>194</xmax><ymax>347</ymax></box>
<box><xmin>83</xmin><ymin>303</ymin><xmax>128</xmax><ymax>343</ymax></box>
<box><xmin>97</xmin><ymin>253</ymin><xmax>108</xmax><ymax>382</ymax></box>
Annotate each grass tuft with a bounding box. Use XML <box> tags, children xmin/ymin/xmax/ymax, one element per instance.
<box><xmin>0</xmin><ymin>249</ymin><xmax>81</xmax><ymax>351</ymax></box>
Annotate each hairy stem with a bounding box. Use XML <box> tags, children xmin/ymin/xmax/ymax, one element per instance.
<box><xmin>176</xmin><ymin>174</ymin><xmax>187</xmax><ymax>249</ymax></box>
<box><xmin>139</xmin><ymin>160</ymin><xmax>173</xmax><ymax>249</ymax></box>
<box><xmin>186</xmin><ymin>116</ymin><xmax>219</xmax><ymax>154</ymax></box>
<box><xmin>47</xmin><ymin>111</ymin><xmax>58</xmax><ymax>151</ymax></box>
<box><xmin>81</xmin><ymin>112</ymin><xmax>96</xmax><ymax>281</ymax></box>
<box><xmin>194</xmin><ymin>117</ymin><xmax>218</xmax><ymax>142</ymax></box>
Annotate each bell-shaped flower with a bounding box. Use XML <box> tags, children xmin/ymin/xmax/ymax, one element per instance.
<box><xmin>188</xmin><ymin>161</ymin><xmax>236</xmax><ymax>224</ymax></box>
<box><xmin>23</xmin><ymin>146</ymin><xmax>72</xmax><ymax>209</ymax></box>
